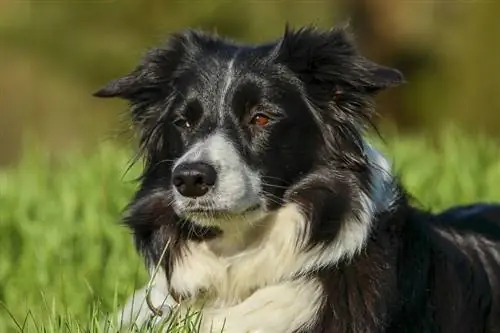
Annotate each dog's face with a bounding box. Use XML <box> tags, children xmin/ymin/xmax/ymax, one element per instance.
<box><xmin>94</xmin><ymin>26</ymin><xmax>403</xmax><ymax>230</ymax></box>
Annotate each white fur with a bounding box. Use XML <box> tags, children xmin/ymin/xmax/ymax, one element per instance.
<box><xmin>218</xmin><ymin>56</ymin><xmax>237</xmax><ymax>121</ymax></box>
<box><xmin>363</xmin><ymin>142</ymin><xmax>395</xmax><ymax>211</ymax></box>
<box><xmin>196</xmin><ymin>278</ymin><xmax>324</xmax><ymax>333</ymax></box>
<box><xmin>117</xmin><ymin>141</ymin><xmax>395</xmax><ymax>332</ymax></box>
<box><xmin>111</xmin><ymin>268</ymin><xmax>176</xmax><ymax>330</ymax></box>
<box><xmin>118</xmin><ymin>272</ymin><xmax>323</xmax><ymax>333</ymax></box>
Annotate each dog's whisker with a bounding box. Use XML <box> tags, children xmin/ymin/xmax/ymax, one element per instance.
<box><xmin>261</xmin><ymin>175</ymin><xmax>291</xmax><ymax>185</ymax></box>
<box><xmin>261</xmin><ymin>182</ymin><xmax>290</xmax><ymax>190</ymax></box>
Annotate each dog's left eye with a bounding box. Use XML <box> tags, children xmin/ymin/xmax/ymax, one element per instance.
<box><xmin>249</xmin><ymin>114</ymin><xmax>270</xmax><ymax>127</ymax></box>
<box><xmin>173</xmin><ymin>116</ymin><xmax>191</xmax><ymax>130</ymax></box>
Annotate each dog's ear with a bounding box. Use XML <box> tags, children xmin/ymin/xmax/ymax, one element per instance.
<box><xmin>93</xmin><ymin>31</ymin><xmax>193</xmax><ymax>101</ymax></box>
<box><xmin>273</xmin><ymin>25</ymin><xmax>405</xmax><ymax>98</ymax></box>
<box><xmin>92</xmin><ymin>70</ymin><xmax>144</xmax><ymax>99</ymax></box>
<box><xmin>362</xmin><ymin>61</ymin><xmax>405</xmax><ymax>94</ymax></box>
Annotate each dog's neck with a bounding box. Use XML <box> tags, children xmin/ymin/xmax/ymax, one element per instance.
<box><xmin>205</xmin><ymin>214</ymin><xmax>274</xmax><ymax>257</ymax></box>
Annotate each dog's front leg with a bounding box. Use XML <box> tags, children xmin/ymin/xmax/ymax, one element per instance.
<box><xmin>111</xmin><ymin>268</ymin><xmax>177</xmax><ymax>331</ymax></box>
<box><xmin>199</xmin><ymin>279</ymin><xmax>323</xmax><ymax>333</ymax></box>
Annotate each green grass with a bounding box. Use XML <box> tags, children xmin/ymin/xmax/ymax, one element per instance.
<box><xmin>1</xmin><ymin>130</ymin><xmax>500</xmax><ymax>332</ymax></box>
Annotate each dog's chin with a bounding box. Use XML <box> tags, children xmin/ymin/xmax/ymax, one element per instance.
<box><xmin>178</xmin><ymin>203</ymin><xmax>266</xmax><ymax>228</ymax></box>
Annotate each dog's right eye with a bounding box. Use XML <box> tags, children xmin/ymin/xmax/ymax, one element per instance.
<box><xmin>249</xmin><ymin>114</ymin><xmax>270</xmax><ymax>127</ymax></box>
<box><xmin>173</xmin><ymin>116</ymin><xmax>191</xmax><ymax>130</ymax></box>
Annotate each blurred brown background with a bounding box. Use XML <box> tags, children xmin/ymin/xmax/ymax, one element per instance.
<box><xmin>1</xmin><ymin>0</ymin><xmax>499</xmax><ymax>166</ymax></box>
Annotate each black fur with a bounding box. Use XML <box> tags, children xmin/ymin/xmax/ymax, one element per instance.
<box><xmin>95</xmin><ymin>25</ymin><xmax>500</xmax><ymax>332</ymax></box>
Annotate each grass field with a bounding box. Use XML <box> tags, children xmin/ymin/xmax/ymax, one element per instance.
<box><xmin>1</xmin><ymin>130</ymin><xmax>500</xmax><ymax>332</ymax></box>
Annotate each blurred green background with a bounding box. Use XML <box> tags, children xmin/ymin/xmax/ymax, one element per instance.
<box><xmin>1</xmin><ymin>0</ymin><xmax>500</xmax><ymax>166</ymax></box>
<box><xmin>1</xmin><ymin>1</ymin><xmax>500</xmax><ymax>332</ymax></box>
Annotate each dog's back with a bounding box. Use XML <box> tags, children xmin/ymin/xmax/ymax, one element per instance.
<box><xmin>434</xmin><ymin>204</ymin><xmax>500</xmax><ymax>332</ymax></box>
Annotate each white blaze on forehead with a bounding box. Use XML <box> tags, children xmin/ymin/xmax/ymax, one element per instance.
<box><xmin>218</xmin><ymin>55</ymin><xmax>237</xmax><ymax>122</ymax></box>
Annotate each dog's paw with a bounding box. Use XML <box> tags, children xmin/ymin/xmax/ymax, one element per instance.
<box><xmin>110</xmin><ymin>284</ymin><xmax>177</xmax><ymax>331</ymax></box>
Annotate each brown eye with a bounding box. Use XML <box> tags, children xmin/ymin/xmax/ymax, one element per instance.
<box><xmin>173</xmin><ymin>117</ymin><xmax>191</xmax><ymax>129</ymax></box>
<box><xmin>250</xmin><ymin>114</ymin><xmax>270</xmax><ymax>127</ymax></box>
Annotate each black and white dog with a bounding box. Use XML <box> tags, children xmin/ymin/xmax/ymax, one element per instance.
<box><xmin>94</xmin><ymin>25</ymin><xmax>500</xmax><ymax>332</ymax></box>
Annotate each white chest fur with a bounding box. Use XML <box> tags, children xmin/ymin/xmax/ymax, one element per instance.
<box><xmin>169</xmin><ymin>204</ymin><xmax>310</xmax><ymax>307</ymax></box>
<box><xmin>166</xmin><ymin>204</ymin><xmax>325</xmax><ymax>332</ymax></box>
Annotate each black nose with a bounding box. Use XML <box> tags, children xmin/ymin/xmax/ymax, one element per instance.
<box><xmin>171</xmin><ymin>162</ymin><xmax>217</xmax><ymax>198</ymax></box>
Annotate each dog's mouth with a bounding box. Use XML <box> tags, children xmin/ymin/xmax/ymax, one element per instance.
<box><xmin>184</xmin><ymin>203</ymin><xmax>261</xmax><ymax>217</ymax></box>
<box><xmin>179</xmin><ymin>203</ymin><xmax>263</xmax><ymax>226</ymax></box>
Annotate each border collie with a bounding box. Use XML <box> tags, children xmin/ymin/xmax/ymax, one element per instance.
<box><xmin>94</xmin><ymin>25</ymin><xmax>500</xmax><ymax>333</ymax></box>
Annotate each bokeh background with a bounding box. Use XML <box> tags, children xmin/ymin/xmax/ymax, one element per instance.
<box><xmin>1</xmin><ymin>0</ymin><xmax>500</xmax><ymax>165</ymax></box>
<box><xmin>1</xmin><ymin>1</ymin><xmax>500</xmax><ymax>332</ymax></box>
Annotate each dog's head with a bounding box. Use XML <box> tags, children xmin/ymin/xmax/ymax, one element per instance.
<box><xmin>94</xmin><ymin>26</ymin><xmax>403</xmax><ymax>235</ymax></box>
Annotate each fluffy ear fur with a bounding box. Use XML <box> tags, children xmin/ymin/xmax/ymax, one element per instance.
<box><xmin>92</xmin><ymin>71</ymin><xmax>144</xmax><ymax>99</ymax></box>
<box><xmin>273</xmin><ymin>25</ymin><xmax>405</xmax><ymax>99</ymax></box>
<box><xmin>92</xmin><ymin>31</ymin><xmax>195</xmax><ymax>102</ymax></box>
<box><xmin>92</xmin><ymin>49</ymin><xmax>176</xmax><ymax>102</ymax></box>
